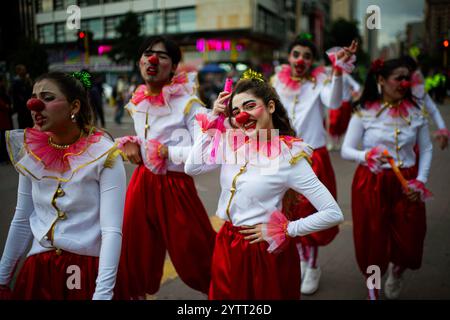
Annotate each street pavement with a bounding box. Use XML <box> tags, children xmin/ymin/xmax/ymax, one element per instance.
<box><xmin>1</xmin><ymin>101</ymin><xmax>449</xmax><ymax>300</ymax></box>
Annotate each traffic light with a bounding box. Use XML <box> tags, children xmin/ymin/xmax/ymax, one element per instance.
<box><xmin>76</xmin><ymin>30</ymin><xmax>93</xmax><ymax>52</ymax></box>
<box><xmin>76</xmin><ymin>30</ymin><xmax>86</xmax><ymax>51</ymax></box>
<box><xmin>443</xmin><ymin>39</ymin><xmax>449</xmax><ymax>48</ymax></box>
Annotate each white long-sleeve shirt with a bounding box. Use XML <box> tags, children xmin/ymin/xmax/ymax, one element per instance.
<box><xmin>343</xmin><ymin>73</ymin><xmax>361</xmax><ymax>101</ymax></box>
<box><xmin>123</xmin><ymin>72</ymin><xmax>207</xmax><ymax>173</ymax></box>
<box><xmin>341</xmin><ymin>101</ymin><xmax>433</xmax><ymax>183</ymax></box>
<box><xmin>272</xmin><ymin>66</ymin><xmax>343</xmax><ymax>149</ymax></box>
<box><xmin>0</xmin><ymin>130</ymin><xmax>126</xmax><ymax>300</ymax></box>
<box><xmin>422</xmin><ymin>94</ymin><xmax>447</xmax><ymax>130</ymax></box>
<box><xmin>412</xmin><ymin>70</ymin><xmax>447</xmax><ymax>131</ymax></box>
<box><xmin>185</xmin><ymin>121</ymin><xmax>343</xmax><ymax>236</ymax></box>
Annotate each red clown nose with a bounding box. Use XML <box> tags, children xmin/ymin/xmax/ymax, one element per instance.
<box><xmin>295</xmin><ymin>59</ymin><xmax>305</xmax><ymax>67</ymax></box>
<box><xmin>148</xmin><ymin>55</ymin><xmax>159</xmax><ymax>65</ymax></box>
<box><xmin>400</xmin><ymin>80</ymin><xmax>411</xmax><ymax>89</ymax></box>
<box><xmin>235</xmin><ymin>112</ymin><xmax>250</xmax><ymax>125</ymax></box>
<box><xmin>26</xmin><ymin>98</ymin><xmax>45</xmax><ymax>112</ymax></box>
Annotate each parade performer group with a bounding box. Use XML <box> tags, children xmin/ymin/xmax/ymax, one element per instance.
<box><xmin>0</xmin><ymin>33</ymin><xmax>441</xmax><ymax>301</ymax></box>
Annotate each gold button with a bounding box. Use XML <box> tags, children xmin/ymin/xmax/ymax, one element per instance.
<box><xmin>58</xmin><ymin>211</ymin><xmax>67</xmax><ymax>220</ymax></box>
<box><xmin>56</xmin><ymin>188</ymin><xmax>65</xmax><ymax>197</ymax></box>
<box><xmin>55</xmin><ymin>248</ymin><xmax>62</xmax><ymax>255</ymax></box>
<box><xmin>395</xmin><ymin>129</ymin><xmax>400</xmax><ymax>134</ymax></box>
<box><xmin>145</xmin><ymin>124</ymin><xmax>149</xmax><ymax>129</ymax></box>
<box><xmin>399</xmin><ymin>161</ymin><xmax>403</xmax><ymax>167</ymax></box>
<box><xmin>396</xmin><ymin>146</ymin><xmax>401</xmax><ymax>151</ymax></box>
<box><xmin>230</xmin><ymin>188</ymin><xmax>236</xmax><ymax>192</ymax></box>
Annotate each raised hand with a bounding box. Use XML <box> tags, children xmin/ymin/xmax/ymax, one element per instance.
<box><xmin>213</xmin><ymin>91</ymin><xmax>231</xmax><ymax>116</ymax></box>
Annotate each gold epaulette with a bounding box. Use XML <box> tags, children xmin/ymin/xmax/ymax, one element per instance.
<box><xmin>184</xmin><ymin>97</ymin><xmax>206</xmax><ymax>115</ymax></box>
<box><xmin>289</xmin><ymin>151</ymin><xmax>312</xmax><ymax>165</ymax></box>
<box><xmin>104</xmin><ymin>146</ymin><xmax>124</xmax><ymax>168</ymax></box>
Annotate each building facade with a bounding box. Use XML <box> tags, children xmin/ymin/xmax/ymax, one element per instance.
<box><xmin>34</xmin><ymin>0</ymin><xmax>294</xmax><ymax>73</ymax></box>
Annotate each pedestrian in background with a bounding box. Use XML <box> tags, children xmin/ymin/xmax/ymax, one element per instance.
<box><xmin>10</xmin><ymin>64</ymin><xmax>33</xmax><ymax>129</ymax></box>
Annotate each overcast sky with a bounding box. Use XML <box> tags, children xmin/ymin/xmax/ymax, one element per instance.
<box><xmin>355</xmin><ymin>0</ymin><xmax>424</xmax><ymax>47</ymax></box>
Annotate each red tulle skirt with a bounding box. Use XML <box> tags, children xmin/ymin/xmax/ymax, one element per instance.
<box><xmin>288</xmin><ymin>146</ymin><xmax>339</xmax><ymax>246</ymax></box>
<box><xmin>328</xmin><ymin>101</ymin><xmax>352</xmax><ymax>137</ymax></box>
<box><xmin>114</xmin><ymin>165</ymin><xmax>216</xmax><ymax>299</ymax></box>
<box><xmin>352</xmin><ymin>165</ymin><xmax>426</xmax><ymax>276</ymax></box>
<box><xmin>209</xmin><ymin>222</ymin><xmax>300</xmax><ymax>300</ymax></box>
<box><xmin>12</xmin><ymin>250</ymin><xmax>99</xmax><ymax>300</ymax></box>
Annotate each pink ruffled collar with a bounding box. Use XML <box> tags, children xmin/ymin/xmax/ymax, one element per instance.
<box><xmin>24</xmin><ymin>127</ymin><xmax>103</xmax><ymax>173</ymax></box>
<box><xmin>228</xmin><ymin>132</ymin><xmax>302</xmax><ymax>158</ymax></box>
<box><xmin>366</xmin><ymin>100</ymin><xmax>415</xmax><ymax>119</ymax></box>
<box><xmin>131</xmin><ymin>72</ymin><xmax>189</xmax><ymax>107</ymax></box>
<box><xmin>277</xmin><ymin>65</ymin><xmax>325</xmax><ymax>91</ymax></box>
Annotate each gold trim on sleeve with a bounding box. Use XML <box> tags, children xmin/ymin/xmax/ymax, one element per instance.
<box><xmin>184</xmin><ymin>97</ymin><xmax>206</xmax><ymax>115</ymax></box>
<box><xmin>289</xmin><ymin>151</ymin><xmax>312</xmax><ymax>165</ymax></box>
<box><xmin>104</xmin><ymin>146</ymin><xmax>123</xmax><ymax>168</ymax></box>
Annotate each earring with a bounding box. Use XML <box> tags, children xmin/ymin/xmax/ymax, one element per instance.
<box><xmin>71</xmin><ymin>114</ymin><xmax>76</xmax><ymax>122</ymax></box>
<box><xmin>377</xmin><ymin>83</ymin><xmax>382</xmax><ymax>95</ymax></box>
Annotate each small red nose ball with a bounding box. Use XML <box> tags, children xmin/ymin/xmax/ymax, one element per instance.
<box><xmin>400</xmin><ymin>80</ymin><xmax>411</xmax><ymax>89</ymax></box>
<box><xmin>296</xmin><ymin>60</ymin><xmax>305</xmax><ymax>67</ymax></box>
<box><xmin>235</xmin><ymin>112</ymin><xmax>250</xmax><ymax>125</ymax></box>
<box><xmin>148</xmin><ymin>55</ymin><xmax>159</xmax><ymax>65</ymax></box>
<box><xmin>26</xmin><ymin>98</ymin><xmax>45</xmax><ymax>112</ymax></box>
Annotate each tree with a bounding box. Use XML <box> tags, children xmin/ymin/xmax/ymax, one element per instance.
<box><xmin>108</xmin><ymin>11</ymin><xmax>143</xmax><ymax>68</ymax></box>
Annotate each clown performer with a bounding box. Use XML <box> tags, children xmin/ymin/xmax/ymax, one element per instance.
<box><xmin>114</xmin><ymin>36</ymin><xmax>216</xmax><ymax>299</ymax></box>
<box><xmin>341</xmin><ymin>58</ymin><xmax>433</xmax><ymax>300</ymax></box>
<box><xmin>0</xmin><ymin>71</ymin><xmax>126</xmax><ymax>300</ymax></box>
<box><xmin>271</xmin><ymin>37</ymin><xmax>358</xmax><ymax>295</ymax></box>
<box><xmin>402</xmin><ymin>55</ymin><xmax>449</xmax><ymax>150</ymax></box>
<box><xmin>185</xmin><ymin>70</ymin><xmax>343</xmax><ymax>299</ymax></box>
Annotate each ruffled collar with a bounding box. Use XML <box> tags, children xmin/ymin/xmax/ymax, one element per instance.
<box><xmin>24</xmin><ymin>127</ymin><xmax>103</xmax><ymax>173</ymax></box>
<box><xmin>131</xmin><ymin>72</ymin><xmax>189</xmax><ymax>107</ymax></box>
<box><xmin>227</xmin><ymin>131</ymin><xmax>302</xmax><ymax>158</ymax></box>
<box><xmin>277</xmin><ymin>64</ymin><xmax>325</xmax><ymax>91</ymax></box>
<box><xmin>366</xmin><ymin>99</ymin><xmax>415</xmax><ymax>121</ymax></box>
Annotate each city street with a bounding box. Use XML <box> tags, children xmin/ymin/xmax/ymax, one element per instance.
<box><xmin>1</xmin><ymin>101</ymin><xmax>449</xmax><ymax>300</ymax></box>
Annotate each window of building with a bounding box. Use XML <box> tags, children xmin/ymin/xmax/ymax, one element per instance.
<box><xmin>54</xmin><ymin>0</ymin><xmax>65</xmax><ymax>10</ymax></box>
<box><xmin>64</xmin><ymin>0</ymin><xmax>78</xmax><ymax>7</ymax></box>
<box><xmin>256</xmin><ymin>6</ymin><xmax>284</xmax><ymax>38</ymax></box>
<box><xmin>78</xmin><ymin>0</ymin><xmax>101</xmax><ymax>7</ymax></box>
<box><xmin>144</xmin><ymin>12</ymin><xmax>164</xmax><ymax>35</ymax></box>
<box><xmin>38</xmin><ymin>24</ymin><xmax>55</xmax><ymax>44</ymax></box>
<box><xmin>37</xmin><ymin>0</ymin><xmax>53</xmax><ymax>13</ymax></box>
<box><xmin>55</xmin><ymin>22</ymin><xmax>66</xmax><ymax>42</ymax></box>
<box><xmin>105</xmin><ymin>16</ymin><xmax>122</xmax><ymax>39</ymax></box>
<box><xmin>81</xmin><ymin>18</ymin><xmax>104</xmax><ymax>40</ymax></box>
<box><xmin>165</xmin><ymin>10</ymin><xmax>179</xmax><ymax>33</ymax></box>
<box><xmin>164</xmin><ymin>7</ymin><xmax>196</xmax><ymax>34</ymax></box>
<box><xmin>179</xmin><ymin>7</ymin><xmax>196</xmax><ymax>32</ymax></box>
